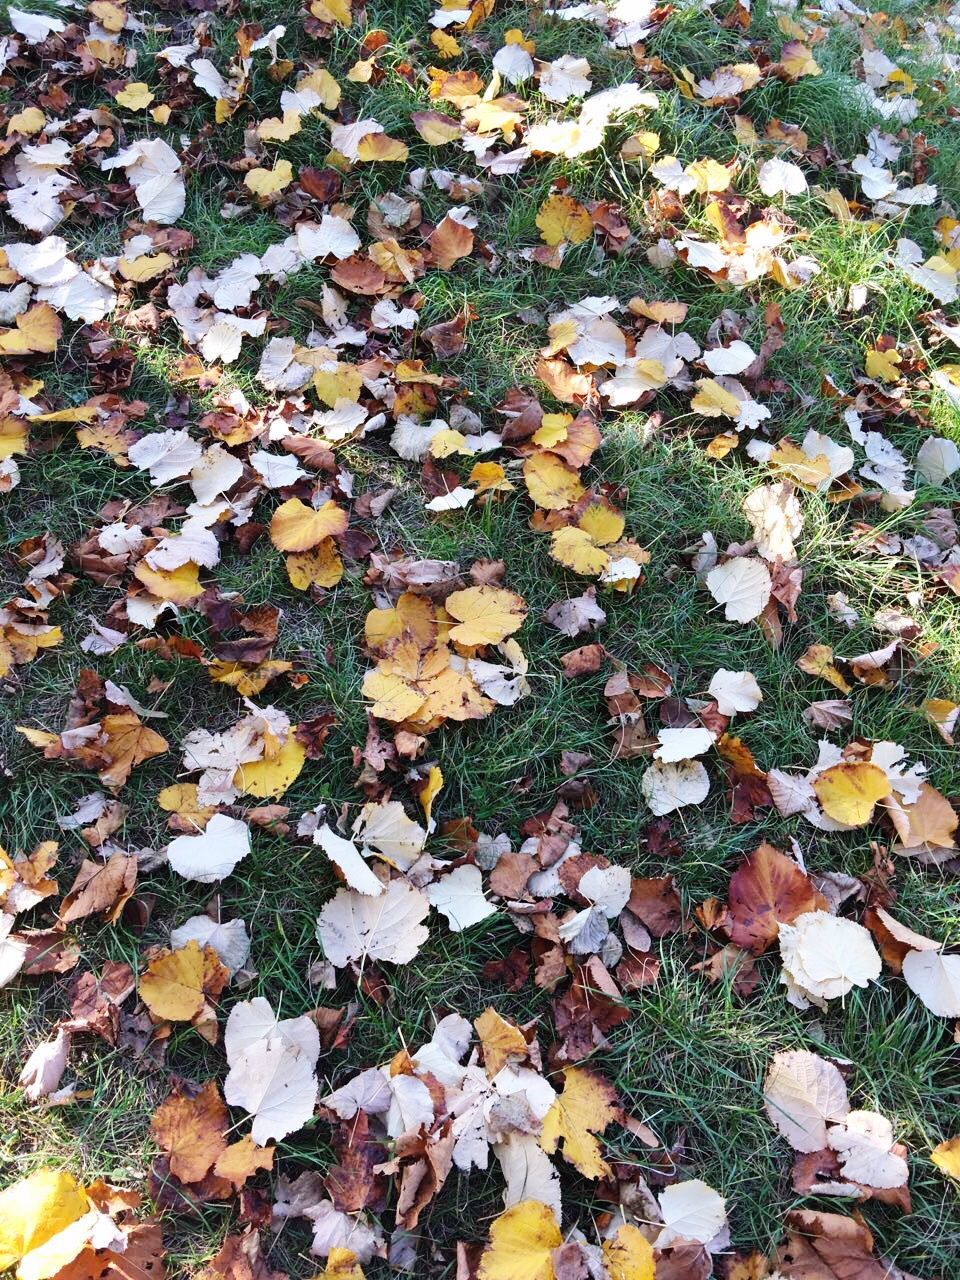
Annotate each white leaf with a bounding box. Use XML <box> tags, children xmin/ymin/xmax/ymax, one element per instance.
<box><xmin>18</xmin><ymin>1027</ymin><xmax>71</xmax><ymax>1101</ymax></box>
<box><xmin>902</xmin><ymin>949</ymin><xmax>960</xmax><ymax>1016</ymax></box>
<box><xmin>654</xmin><ymin>726</ymin><xmax>715</xmax><ymax>763</ymax></box>
<box><xmin>763</xmin><ymin>1050</ymin><xmax>849</xmax><ymax>1152</ymax></box>
<box><xmin>166</xmin><ymin>814</ymin><xmax>251</xmax><ymax>883</ymax></box>
<box><xmin>702</xmin><ymin>341</ymin><xmax>756</xmax><ymax>376</ymax></box>
<box><xmin>706</xmin><ymin>557</ymin><xmax>772</xmax><ymax>623</ymax></box>
<box><xmin>426</xmin><ymin>864</ymin><xmax>496</xmax><ymax>932</ymax></box>
<box><xmin>779</xmin><ymin>911</ymin><xmax>881</xmax><ymax>1009</ymax></box>
<box><xmin>578</xmin><ymin>865</ymin><xmax>631</xmax><ymax>918</ymax></box>
<box><xmin>169</xmin><ymin>916</ymin><xmax>250</xmax><ymax>976</ymax></box>
<box><xmin>426</xmin><ymin>486</ymin><xmax>475</xmax><ymax>512</ymax></box>
<box><xmin>758</xmin><ymin>157</ymin><xmax>808</xmax><ymax>197</ymax></box>
<box><xmin>324</xmin><ymin>1067</ymin><xmax>391</xmax><ymax>1119</ymax></box>
<box><xmin>915</xmin><ymin>436</ymin><xmax>960</xmax><ymax>486</ymax></box>
<box><xmin>708</xmin><ymin>669</ymin><xmax>762</xmax><ymax>716</ymax></box>
<box><xmin>225</xmin><ymin>996</ymin><xmax>321</xmax><ymax>1066</ymax></box>
<box><xmin>315</xmin><ymin>823</ymin><xmax>383</xmax><ymax>897</ymax></box>
<box><xmin>539</xmin><ymin>55</ymin><xmax>592</xmax><ymax>104</ymax></box>
<box><xmin>641</xmin><ymin>759</ymin><xmax>710</xmax><ymax>815</ymax></box>
<box><xmin>297</xmin><ymin>215</ymin><xmax>361</xmax><ymax>262</ymax></box>
<box><xmin>316</xmin><ymin>879</ymin><xmax>430</xmax><ymax>967</ymax></box>
<box><xmin>386</xmin><ymin>1073</ymin><xmax>435</xmax><ymax>1139</ymax></box>
<box><xmin>655</xmin><ymin>1179</ymin><xmax>728</xmax><ymax>1248</ymax></box>
<box><xmin>224</xmin><ymin>1035</ymin><xmax>319</xmax><ymax>1144</ymax></box>
<box><xmin>354</xmin><ymin>800</ymin><xmax>427</xmax><ymax>870</ymax></box>
<box><xmin>826</xmin><ymin>1110</ymin><xmax>908</xmax><ymax>1188</ymax></box>
<box><xmin>495</xmin><ymin>1134</ymin><xmax>562</xmax><ymax>1218</ymax></box>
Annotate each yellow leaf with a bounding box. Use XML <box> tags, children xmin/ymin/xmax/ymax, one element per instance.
<box><xmin>686</xmin><ymin>157</ymin><xmax>732</xmax><ymax>194</ymax></box>
<box><xmin>523</xmin><ymin>451</ymin><xmax>585</xmax><ymax>510</ymax></box>
<box><xmin>151</xmin><ymin>104</ymin><xmax>172</xmax><ymax>124</ymax></box>
<box><xmin>602</xmin><ymin>1225</ymin><xmax>655</xmax><ymax>1280</ymax></box>
<box><xmin>270</xmin><ymin>498</ymin><xmax>348</xmax><ymax>552</ymax></box>
<box><xmin>310</xmin><ymin>0</ymin><xmax>352</xmax><ymax>25</ymax></box>
<box><xmin>0</xmin><ymin>417</ymin><xmax>29</xmax><ymax>458</ymax></box>
<box><xmin>865</xmin><ymin>346</ymin><xmax>902</xmax><ymax>383</ymax></box>
<box><xmin>469</xmin><ymin>461</ymin><xmax>513</xmax><ymax>493</ymax></box>
<box><xmin>234</xmin><ymin>734</ymin><xmax>306</xmax><ymax>798</ymax></box>
<box><xmin>286</xmin><ymin>540</ymin><xmax>344</xmax><ymax>589</ymax></box>
<box><xmin>6</xmin><ymin>106</ymin><xmax>45</xmax><ymax>136</ymax></box>
<box><xmin>114</xmin><ymin>81</ymin><xmax>154</xmax><ymax>111</ymax></box>
<box><xmin>89</xmin><ymin>1</ymin><xmax>127</xmax><ymax>32</ymax></box>
<box><xmin>813</xmin><ymin>761</ymin><xmax>891</xmax><ymax>825</ymax></box>
<box><xmin>156</xmin><ymin>782</ymin><xmax>215</xmax><ymax>831</ymax></box>
<box><xmin>539</xmin><ymin>1066</ymin><xmax>618</xmax><ymax>1179</ymax></box>
<box><xmin>531</xmin><ymin>413</ymin><xmax>572</xmax><ymax>448</ymax></box>
<box><xmin>475</xmin><ymin>1007</ymin><xmax>528</xmax><ymax>1077</ymax></box>
<box><xmin>356</xmin><ymin>134</ymin><xmax>409</xmax><ymax>162</ymax></box>
<box><xmin>445</xmin><ymin>585</ymin><xmax>527</xmax><ymax>646</ymax></box>
<box><xmin>550</xmin><ymin>526</ymin><xmax>609</xmax><ymax>576</ymax></box>
<box><xmin>796</xmin><ymin>644</ymin><xmax>852</xmax><ymax>693</ymax></box>
<box><xmin>691</xmin><ymin>378</ymin><xmax>741</xmax><ymax>418</ymax></box>
<box><xmin>578</xmin><ymin>501</ymin><xmax>625</xmax><ymax>546</ymax></box>
<box><xmin>313</xmin><ymin>1247</ymin><xmax>366</xmax><ymax>1279</ymax></box>
<box><xmin>0</xmin><ymin>1170</ymin><xmax>88</xmax><ymax>1271</ymax></box>
<box><xmin>478</xmin><ymin>1200</ymin><xmax>561</xmax><ymax>1280</ymax></box>
<box><xmin>418</xmin><ymin>765</ymin><xmax>443</xmax><ymax>825</ymax></box>
<box><xmin>932</xmin><ymin>1136</ymin><xmax>960</xmax><ymax>1179</ymax></box>
<box><xmin>430</xmin><ymin>30</ymin><xmax>461</xmax><ymax>58</ymax></box>
<box><xmin>363</xmin><ymin>670</ymin><xmax>427</xmax><ymax>722</ymax></box>
<box><xmin>133</xmin><ymin>560</ymin><xmax>203</xmax><ymax>605</ymax></box>
<box><xmin>779</xmin><ymin>40</ymin><xmax>821</xmax><ymax>80</ymax></box>
<box><xmin>294</xmin><ymin>68</ymin><xmax>341</xmax><ymax>110</ymax></box>
<box><xmin>118</xmin><ymin>251</ymin><xmax>173</xmax><ymax>282</ymax></box>
<box><xmin>313</xmin><ymin>363</ymin><xmax>363</xmax><ymax>406</ymax></box>
<box><xmin>139</xmin><ymin>940</ymin><xmax>206</xmax><ymax>1021</ymax></box>
<box><xmin>208</xmin><ymin>658</ymin><xmax>294</xmax><ymax>696</ymax></box>
<box><xmin>536</xmin><ymin>194</ymin><xmax>593</xmax><ymax>247</ymax></box>
<box><xmin>411</xmin><ymin>111</ymin><xmax>462</xmax><ymax>145</ymax></box>
<box><xmin>0</xmin><ymin>303</ymin><xmax>62</xmax><ymax>355</ymax></box>
<box><xmin>257</xmin><ymin>110</ymin><xmax>303</xmax><ymax>142</ymax></box>
<box><xmin>244</xmin><ymin>159</ymin><xmax>294</xmax><ymax>198</ymax></box>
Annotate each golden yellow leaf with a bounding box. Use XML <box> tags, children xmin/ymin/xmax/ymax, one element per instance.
<box><xmin>356</xmin><ymin>134</ymin><xmax>409</xmax><ymax>162</ymax></box>
<box><xmin>578</xmin><ymin>502</ymin><xmax>625</xmax><ymax>546</ymax></box>
<box><xmin>532</xmin><ymin>413</ymin><xmax>573</xmax><ymax>448</ymax></box>
<box><xmin>89</xmin><ymin>1</ymin><xmax>127</xmax><ymax>32</ymax></box>
<box><xmin>234</xmin><ymin>735</ymin><xmax>306</xmax><ymax>798</ymax></box>
<box><xmin>133</xmin><ymin>560</ymin><xmax>203</xmax><ymax>605</ymax></box>
<box><xmin>475</xmin><ymin>1007</ymin><xmax>529</xmax><ymax>1077</ymax></box>
<box><xmin>213</xmin><ymin>1136</ymin><xmax>274</xmax><ymax>1190</ymax></box>
<box><xmin>932</xmin><ymin>1136</ymin><xmax>960</xmax><ymax>1179</ymax></box>
<box><xmin>536</xmin><ymin>194</ymin><xmax>593</xmax><ymax>247</ymax></box>
<box><xmin>6</xmin><ymin>106</ymin><xmax>45</xmax><ymax>136</ymax></box>
<box><xmin>686</xmin><ymin>157</ymin><xmax>732</xmax><ymax>194</ymax></box>
<box><xmin>114</xmin><ymin>81</ymin><xmax>154</xmax><ymax>110</ymax></box>
<box><xmin>865</xmin><ymin>346</ymin><xmax>902</xmax><ymax>383</ymax></box>
<box><xmin>469</xmin><ymin>461</ymin><xmax>513</xmax><ymax>493</ymax></box>
<box><xmin>430</xmin><ymin>30</ymin><xmax>461</xmax><ymax>58</ymax></box>
<box><xmin>813</xmin><ymin>761</ymin><xmax>891</xmax><ymax>825</ymax></box>
<box><xmin>346</xmin><ymin>59</ymin><xmax>374</xmax><ymax>83</ymax></box>
<box><xmin>363</xmin><ymin>670</ymin><xmax>426</xmax><ymax>722</ymax></box>
<box><xmin>270</xmin><ymin>498</ymin><xmax>348</xmax><ymax>552</ymax></box>
<box><xmin>99</xmin><ymin>713</ymin><xmax>168</xmax><ymax>791</ymax></box>
<box><xmin>208</xmin><ymin>658</ymin><xmax>294</xmax><ymax>696</ymax></box>
<box><xmin>779</xmin><ymin>41</ymin><xmax>821</xmax><ymax>80</ymax></box>
<box><xmin>118</xmin><ymin>252</ymin><xmax>173</xmax><ymax>282</ymax></box>
<box><xmin>0</xmin><ymin>417</ymin><xmax>28</xmax><ymax>458</ymax></box>
<box><xmin>602</xmin><ymin>1225</ymin><xmax>655</xmax><ymax>1280</ymax></box>
<box><xmin>691</xmin><ymin>378</ymin><xmax>741</xmax><ymax>418</ymax></box>
<box><xmin>0</xmin><ymin>303</ymin><xmax>62</xmax><ymax>355</ymax></box>
<box><xmin>313</xmin><ymin>1248</ymin><xmax>366</xmax><ymax>1280</ymax></box>
<box><xmin>523</xmin><ymin>452</ymin><xmax>586</xmax><ymax>510</ymax></box>
<box><xmin>258</xmin><ymin>111</ymin><xmax>303</xmax><ymax>142</ymax></box>
<box><xmin>478</xmin><ymin>1200</ymin><xmax>561</xmax><ymax>1280</ymax></box>
<box><xmin>796</xmin><ymin>644</ymin><xmax>852</xmax><ymax>694</ymax></box>
<box><xmin>313</xmin><ymin>363</ymin><xmax>363</xmax><ymax>406</ymax></box>
<box><xmin>310</xmin><ymin>0</ymin><xmax>352</xmax><ymax>25</ymax></box>
<box><xmin>0</xmin><ymin>1170</ymin><xmax>88</xmax><ymax>1271</ymax></box>
<box><xmin>244</xmin><ymin>159</ymin><xmax>294</xmax><ymax>198</ymax></box>
<box><xmin>445</xmin><ymin>586</ymin><xmax>527</xmax><ymax>646</ymax></box>
<box><xmin>550</xmin><ymin>526</ymin><xmax>609</xmax><ymax>576</ymax></box>
<box><xmin>157</xmin><ymin>782</ymin><xmax>215</xmax><ymax>831</ymax></box>
<box><xmin>539</xmin><ymin>1066</ymin><xmax>618</xmax><ymax>1179</ymax></box>
<box><xmin>411</xmin><ymin>111</ymin><xmax>462</xmax><ymax>145</ymax></box>
<box><xmin>139</xmin><ymin>940</ymin><xmax>206</xmax><ymax>1021</ymax></box>
<box><xmin>286</xmin><ymin>540</ymin><xmax>344</xmax><ymax>590</ymax></box>
<box><xmin>151</xmin><ymin>104</ymin><xmax>172</xmax><ymax>124</ymax></box>
<box><xmin>418</xmin><ymin>765</ymin><xmax>443</xmax><ymax>826</ymax></box>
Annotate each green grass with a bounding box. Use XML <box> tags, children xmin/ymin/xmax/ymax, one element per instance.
<box><xmin>2</xmin><ymin>0</ymin><xmax>960</xmax><ymax>1275</ymax></box>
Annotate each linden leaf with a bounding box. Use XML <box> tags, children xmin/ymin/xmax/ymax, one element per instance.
<box><xmin>550</xmin><ymin>526</ymin><xmax>609</xmax><ymax>576</ymax></box>
<box><xmin>0</xmin><ymin>1170</ymin><xmax>88</xmax><ymax>1271</ymax></box>
<box><xmin>932</xmin><ymin>1136</ymin><xmax>960</xmax><ymax>1179</ymax></box>
<box><xmin>539</xmin><ymin>1066</ymin><xmax>618</xmax><ymax>1179</ymax></box>
<box><xmin>727</xmin><ymin>842</ymin><xmax>821</xmax><ymax>954</ymax></box>
<box><xmin>478</xmin><ymin>1200</ymin><xmax>562</xmax><ymax>1280</ymax></box>
<box><xmin>445</xmin><ymin>586</ymin><xmax>528</xmax><ymax>646</ymax></box>
<box><xmin>475</xmin><ymin>1006</ymin><xmax>529</xmax><ymax>1077</ymax></box>
<box><xmin>523</xmin><ymin>452</ymin><xmax>586</xmax><ymax>510</ymax></box>
<box><xmin>536</xmin><ymin>194</ymin><xmax>593</xmax><ymax>246</ymax></box>
<box><xmin>362</xmin><ymin>670</ymin><xmax>427</xmax><ymax>721</ymax></box>
<box><xmin>139</xmin><ymin>939</ymin><xmax>207</xmax><ymax>1021</ymax></box>
<box><xmin>150</xmin><ymin>1081</ymin><xmax>228</xmax><ymax>1184</ymax></box>
<box><xmin>813</xmin><ymin>761</ymin><xmax>890</xmax><ymax>825</ymax></box>
<box><xmin>114</xmin><ymin>81</ymin><xmax>154</xmax><ymax>111</ymax></box>
<box><xmin>602</xmin><ymin>1224</ymin><xmax>655</xmax><ymax>1280</ymax></box>
<box><xmin>270</xmin><ymin>498</ymin><xmax>349</xmax><ymax>552</ymax></box>
<box><xmin>691</xmin><ymin>378</ymin><xmax>741</xmax><ymax>418</ymax></box>
<box><xmin>234</xmin><ymin>735</ymin><xmax>306</xmax><ymax>798</ymax></box>
<box><xmin>244</xmin><ymin>159</ymin><xmax>294</xmax><ymax>198</ymax></box>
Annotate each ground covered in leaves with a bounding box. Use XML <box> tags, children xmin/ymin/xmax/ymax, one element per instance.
<box><xmin>1</xmin><ymin>0</ymin><xmax>960</xmax><ymax>1277</ymax></box>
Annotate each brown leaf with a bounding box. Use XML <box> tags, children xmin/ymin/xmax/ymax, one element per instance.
<box><xmin>726</xmin><ymin>843</ymin><xmax>822</xmax><ymax>954</ymax></box>
<box><xmin>60</xmin><ymin>853</ymin><xmax>137</xmax><ymax>924</ymax></box>
<box><xmin>150</xmin><ymin>1081</ymin><xmax>228</xmax><ymax>1185</ymax></box>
